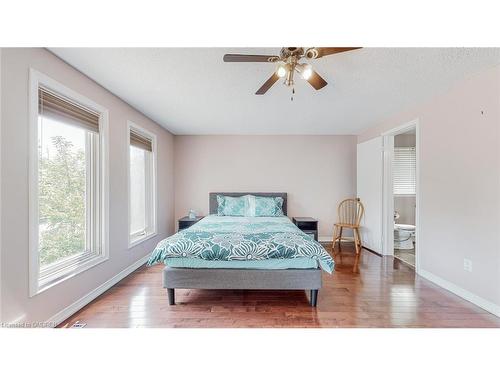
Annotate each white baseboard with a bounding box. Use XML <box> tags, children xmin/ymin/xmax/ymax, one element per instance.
<box><xmin>47</xmin><ymin>254</ymin><xmax>150</xmax><ymax>326</ymax></box>
<box><xmin>418</xmin><ymin>268</ymin><xmax>500</xmax><ymax>317</ymax></box>
<box><xmin>318</xmin><ymin>236</ymin><xmax>355</xmax><ymax>243</ymax></box>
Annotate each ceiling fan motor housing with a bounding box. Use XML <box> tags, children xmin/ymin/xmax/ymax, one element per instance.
<box><xmin>280</xmin><ymin>47</ymin><xmax>304</xmax><ymax>59</ymax></box>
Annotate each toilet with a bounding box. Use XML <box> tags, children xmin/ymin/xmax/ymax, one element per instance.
<box><xmin>394</xmin><ymin>223</ymin><xmax>415</xmax><ymax>250</ymax></box>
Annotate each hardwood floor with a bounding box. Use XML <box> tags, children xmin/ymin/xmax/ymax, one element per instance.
<box><xmin>58</xmin><ymin>244</ymin><xmax>500</xmax><ymax>328</ymax></box>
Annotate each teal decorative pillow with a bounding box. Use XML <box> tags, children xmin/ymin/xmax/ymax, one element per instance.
<box><xmin>216</xmin><ymin>195</ymin><xmax>247</xmax><ymax>216</ymax></box>
<box><xmin>252</xmin><ymin>196</ymin><xmax>284</xmax><ymax>217</ymax></box>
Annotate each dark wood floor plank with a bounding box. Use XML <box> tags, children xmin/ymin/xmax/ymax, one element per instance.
<box><xmin>58</xmin><ymin>244</ymin><xmax>500</xmax><ymax>328</ymax></box>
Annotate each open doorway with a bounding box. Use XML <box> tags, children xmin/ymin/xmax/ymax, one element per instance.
<box><xmin>393</xmin><ymin>130</ymin><xmax>416</xmax><ymax>266</ymax></box>
<box><xmin>382</xmin><ymin>120</ymin><xmax>419</xmax><ymax>269</ymax></box>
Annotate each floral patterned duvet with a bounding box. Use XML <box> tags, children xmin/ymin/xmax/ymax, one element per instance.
<box><xmin>147</xmin><ymin>215</ymin><xmax>334</xmax><ymax>273</ymax></box>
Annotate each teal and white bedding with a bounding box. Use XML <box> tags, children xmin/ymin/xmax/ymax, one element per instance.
<box><xmin>216</xmin><ymin>194</ymin><xmax>284</xmax><ymax>217</ymax></box>
<box><xmin>147</xmin><ymin>215</ymin><xmax>334</xmax><ymax>273</ymax></box>
<box><xmin>216</xmin><ymin>195</ymin><xmax>247</xmax><ymax>216</ymax></box>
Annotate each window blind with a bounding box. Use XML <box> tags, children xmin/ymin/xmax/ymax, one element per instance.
<box><xmin>38</xmin><ymin>87</ymin><xmax>100</xmax><ymax>133</ymax></box>
<box><xmin>130</xmin><ymin>129</ymin><xmax>153</xmax><ymax>152</ymax></box>
<box><xmin>393</xmin><ymin>147</ymin><xmax>416</xmax><ymax>195</ymax></box>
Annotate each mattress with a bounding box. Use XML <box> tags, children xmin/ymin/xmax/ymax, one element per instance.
<box><xmin>148</xmin><ymin>215</ymin><xmax>334</xmax><ymax>273</ymax></box>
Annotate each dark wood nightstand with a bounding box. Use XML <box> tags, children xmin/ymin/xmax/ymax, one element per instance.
<box><xmin>292</xmin><ymin>217</ymin><xmax>318</xmax><ymax>241</ymax></box>
<box><xmin>178</xmin><ymin>216</ymin><xmax>204</xmax><ymax>232</ymax></box>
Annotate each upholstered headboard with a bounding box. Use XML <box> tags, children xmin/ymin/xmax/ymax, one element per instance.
<box><xmin>209</xmin><ymin>192</ymin><xmax>288</xmax><ymax>216</ymax></box>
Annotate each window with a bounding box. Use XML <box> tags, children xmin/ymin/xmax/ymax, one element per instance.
<box><xmin>29</xmin><ymin>69</ymin><xmax>109</xmax><ymax>296</ymax></box>
<box><xmin>393</xmin><ymin>147</ymin><xmax>416</xmax><ymax>195</ymax></box>
<box><xmin>128</xmin><ymin>122</ymin><xmax>156</xmax><ymax>246</ymax></box>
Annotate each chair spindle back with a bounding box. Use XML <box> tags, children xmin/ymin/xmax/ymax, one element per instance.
<box><xmin>337</xmin><ymin>198</ymin><xmax>365</xmax><ymax>226</ymax></box>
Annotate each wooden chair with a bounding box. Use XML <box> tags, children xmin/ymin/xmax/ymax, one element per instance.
<box><xmin>332</xmin><ymin>198</ymin><xmax>365</xmax><ymax>254</ymax></box>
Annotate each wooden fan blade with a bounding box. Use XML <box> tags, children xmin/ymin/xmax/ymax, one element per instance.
<box><xmin>255</xmin><ymin>73</ymin><xmax>280</xmax><ymax>95</ymax></box>
<box><xmin>307</xmin><ymin>70</ymin><xmax>328</xmax><ymax>90</ymax></box>
<box><xmin>223</xmin><ymin>54</ymin><xmax>279</xmax><ymax>62</ymax></box>
<box><xmin>311</xmin><ymin>47</ymin><xmax>362</xmax><ymax>59</ymax></box>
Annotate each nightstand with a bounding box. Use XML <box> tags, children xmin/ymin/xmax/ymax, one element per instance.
<box><xmin>178</xmin><ymin>216</ymin><xmax>204</xmax><ymax>232</ymax></box>
<box><xmin>292</xmin><ymin>217</ymin><xmax>318</xmax><ymax>241</ymax></box>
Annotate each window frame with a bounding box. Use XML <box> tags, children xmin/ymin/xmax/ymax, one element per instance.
<box><xmin>127</xmin><ymin>120</ymin><xmax>157</xmax><ymax>248</ymax></box>
<box><xmin>28</xmin><ymin>69</ymin><xmax>109</xmax><ymax>297</ymax></box>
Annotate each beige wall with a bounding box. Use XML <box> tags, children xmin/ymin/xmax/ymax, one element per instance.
<box><xmin>174</xmin><ymin>135</ymin><xmax>357</xmax><ymax>238</ymax></box>
<box><xmin>0</xmin><ymin>49</ymin><xmax>175</xmax><ymax>323</ymax></box>
<box><xmin>394</xmin><ymin>196</ymin><xmax>416</xmax><ymax>226</ymax></box>
<box><xmin>359</xmin><ymin>64</ymin><xmax>500</xmax><ymax>308</ymax></box>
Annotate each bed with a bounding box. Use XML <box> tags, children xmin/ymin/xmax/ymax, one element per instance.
<box><xmin>147</xmin><ymin>192</ymin><xmax>334</xmax><ymax>307</ymax></box>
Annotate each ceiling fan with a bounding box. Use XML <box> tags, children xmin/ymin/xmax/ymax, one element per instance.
<box><xmin>223</xmin><ymin>47</ymin><xmax>361</xmax><ymax>95</ymax></box>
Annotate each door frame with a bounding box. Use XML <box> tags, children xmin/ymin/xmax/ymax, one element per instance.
<box><xmin>381</xmin><ymin>119</ymin><xmax>421</xmax><ymax>273</ymax></box>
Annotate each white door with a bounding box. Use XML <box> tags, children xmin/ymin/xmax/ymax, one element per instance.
<box><xmin>357</xmin><ymin>137</ymin><xmax>383</xmax><ymax>254</ymax></box>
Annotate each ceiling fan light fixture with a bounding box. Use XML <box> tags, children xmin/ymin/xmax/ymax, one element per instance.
<box><xmin>301</xmin><ymin>64</ymin><xmax>313</xmax><ymax>80</ymax></box>
<box><xmin>276</xmin><ymin>64</ymin><xmax>287</xmax><ymax>78</ymax></box>
<box><xmin>296</xmin><ymin>63</ymin><xmax>313</xmax><ymax>80</ymax></box>
<box><xmin>223</xmin><ymin>47</ymin><xmax>362</xmax><ymax>95</ymax></box>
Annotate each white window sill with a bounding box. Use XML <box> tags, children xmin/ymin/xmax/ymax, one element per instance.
<box><xmin>31</xmin><ymin>253</ymin><xmax>109</xmax><ymax>297</ymax></box>
<box><xmin>128</xmin><ymin>231</ymin><xmax>157</xmax><ymax>249</ymax></box>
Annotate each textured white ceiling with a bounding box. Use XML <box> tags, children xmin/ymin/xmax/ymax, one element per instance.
<box><xmin>50</xmin><ymin>48</ymin><xmax>500</xmax><ymax>135</ymax></box>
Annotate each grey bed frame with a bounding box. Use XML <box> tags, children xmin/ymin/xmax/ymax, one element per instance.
<box><xmin>163</xmin><ymin>192</ymin><xmax>322</xmax><ymax>307</ymax></box>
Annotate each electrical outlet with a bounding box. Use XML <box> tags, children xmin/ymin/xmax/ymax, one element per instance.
<box><xmin>463</xmin><ymin>258</ymin><xmax>472</xmax><ymax>272</ymax></box>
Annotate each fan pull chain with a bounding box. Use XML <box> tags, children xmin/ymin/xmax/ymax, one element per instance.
<box><xmin>291</xmin><ymin>87</ymin><xmax>295</xmax><ymax>101</ymax></box>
